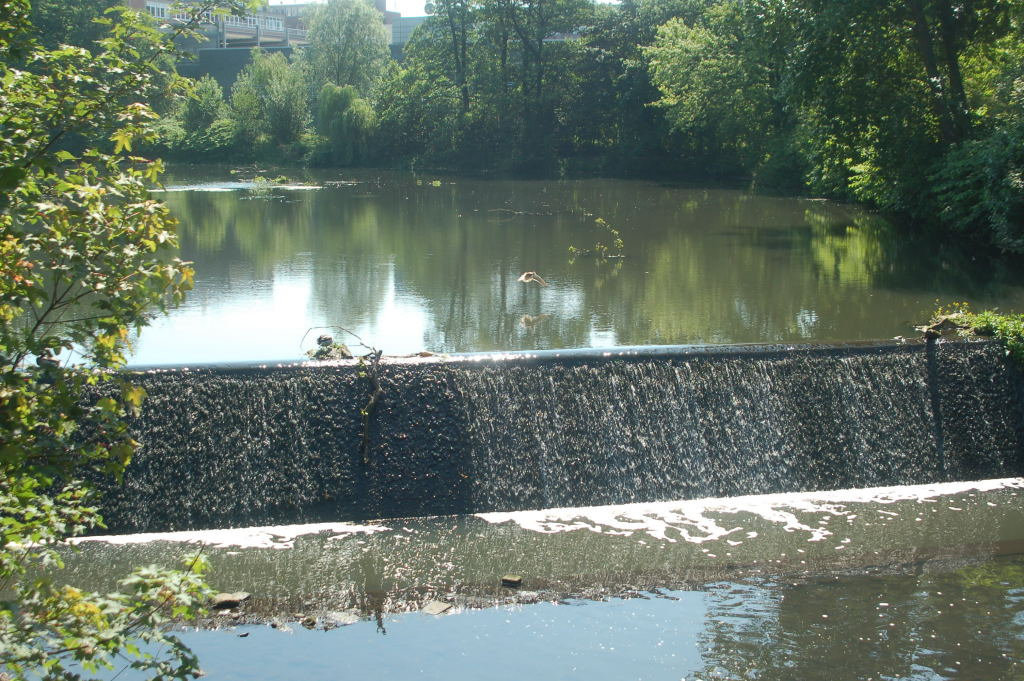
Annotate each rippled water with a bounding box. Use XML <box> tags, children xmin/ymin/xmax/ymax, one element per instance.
<box><xmin>130</xmin><ymin>169</ymin><xmax>1024</xmax><ymax>365</ymax></box>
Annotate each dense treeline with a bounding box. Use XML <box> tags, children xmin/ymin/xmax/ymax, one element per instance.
<box><xmin>42</xmin><ymin>0</ymin><xmax>1024</xmax><ymax>251</ymax></box>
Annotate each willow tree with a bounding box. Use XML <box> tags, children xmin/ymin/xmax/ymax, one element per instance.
<box><xmin>315</xmin><ymin>82</ymin><xmax>377</xmax><ymax>165</ymax></box>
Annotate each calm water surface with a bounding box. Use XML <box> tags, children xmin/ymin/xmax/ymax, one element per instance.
<box><xmin>131</xmin><ymin>169</ymin><xmax>1024</xmax><ymax>364</ymax></box>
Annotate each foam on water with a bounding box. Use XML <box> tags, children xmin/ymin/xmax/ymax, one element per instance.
<box><xmin>151</xmin><ymin>182</ymin><xmax>323</xmax><ymax>193</ymax></box>
<box><xmin>72</xmin><ymin>478</ymin><xmax>1023</xmax><ymax>550</ymax></box>
<box><xmin>477</xmin><ymin>477</ymin><xmax>1024</xmax><ymax>543</ymax></box>
<box><xmin>71</xmin><ymin>521</ymin><xmax>389</xmax><ymax>550</ymax></box>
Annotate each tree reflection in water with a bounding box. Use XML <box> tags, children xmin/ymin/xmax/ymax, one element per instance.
<box><xmin>694</xmin><ymin>556</ymin><xmax>1024</xmax><ymax>681</ymax></box>
<box><xmin>139</xmin><ymin>170</ymin><xmax>1024</xmax><ymax>364</ymax></box>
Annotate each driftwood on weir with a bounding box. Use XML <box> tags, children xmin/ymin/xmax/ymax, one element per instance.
<box><xmin>360</xmin><ymin>349</ymin><xmax>383</xmax><ymax>465</ymax></box>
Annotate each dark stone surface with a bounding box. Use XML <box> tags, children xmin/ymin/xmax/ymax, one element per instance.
<box><xmin>935</xmin><ymin>341</ymin><xmax>1024</xmax><ymax>480</ymax></box>
<box><xmin>90</xmin><ymin>341</ymin><xmax>1024</xmax><ymax>534</ymax></box>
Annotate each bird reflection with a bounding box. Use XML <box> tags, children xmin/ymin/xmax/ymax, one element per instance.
<box><xmin>520</xmin><ymin>313</ymin><xmax>551</xmax><ymax>328</ymax></box>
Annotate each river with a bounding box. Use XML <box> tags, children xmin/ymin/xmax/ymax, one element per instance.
<box><xmin>133</xmin><ymin>168</ymin><xmax>1024</xmax><ymax>364</ymax></box>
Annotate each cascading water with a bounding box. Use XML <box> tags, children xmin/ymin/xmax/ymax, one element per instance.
<box><xmin>93</xmin><ymin>341</ymin><xmax>1024</xmax><ymax>534</ymax></box>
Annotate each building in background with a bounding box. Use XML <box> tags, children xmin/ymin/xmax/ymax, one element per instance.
<box><xmin>389</xmin><ymin>15</ymin><xmax>426</xmax><ymax>55</ymax></box>
<box><xmin>265</xmin><ymin>1</ymin><xmax>399</xmax><ymax>44</ymax></box>
<box><xmin>123</xmin><ymin>0</ymin><xmax>427</xmax><ymax>86</ymax></box>
<box><xmin>125</xmin><ymin>0</ymin><xmax>425</xmax><ymax>50</ymax></box>
<box><xmin>126</xmin><ymin>0</ymin><xmax>308</xmax><ymax>47</ymax></box>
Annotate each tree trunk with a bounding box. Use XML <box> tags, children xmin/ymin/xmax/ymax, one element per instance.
<box><xmin>933</xmin><ymin>0</ymin><xmax>968</xmax><ymax>140</ymax></box>
<box><xmin>445</xmin><ymin>3</ymin><xmax>470</xmax><ymax>115</ymax></box>
<box><xmin>906</xmin><ymin>0</ymin><xmax>957</xmax><ymax>144</ymax></box>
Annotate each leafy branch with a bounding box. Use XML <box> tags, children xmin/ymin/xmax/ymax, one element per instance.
<box><xmin>0</xmin><ymin>2</ymin><xmax>262</xmax><ymax>679</ymax></box>
<box><xmin>568</xmin><ymin>216</ymin><xmax>626</xmax><ymax>263</ymax></box>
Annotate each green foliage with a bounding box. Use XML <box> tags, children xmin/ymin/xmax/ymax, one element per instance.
<box><xmin>962</xmin><ymin>309</ymin><xmax>1024</xmax><ymax>366</ymax></box>
<box><xmin>112</xmin><ymin>0</ymin><xmax>1024</xmax><ymax>250</ymax></box>
<box><xmin>183</xmin><ymin>75</ymin><xmax>228</xmax><ymax>134</ymax></box>
<box><xmin>377</xmin><ymin>0</ymin><xmax>599</xmax><ymax>171</ymax></box>
<box><xmin>305</xmin><ymin>0</ymin><xmax>390</xmax><ymax>97</ymax></box>
<box><xmin>0</xmin><ymin>1</ymin><xmax>259</xmax><ymax>678</ymax></box>
<box><xmin>569</xmin><ymin>217</ymin><xmax>626</xmax><ymax>261</ymax></box>
<box><xmin>933</xmin><ymin>303</ymin><xmax>1024</xmax><ymax>366</ymax></box>
<box><xmin>27</xmin><ymin>0</ymin><xmax>120</xmax><ymax>50</ymax></box>
<box><xmin>374</xmin><ymin>62</ymin><xmax>462</xmax><ymax>164</ymax></box>
<box><xmin>249</xmin><ymin>175</ymin><xmax>275</xmax><ymax>198</ymax></box>
<box><xmin>645</xmin><ymin>0</ymin><xmax>800</xmax><ymax>181</ymax></box>
<box><xmin>638</xmin><ymin>0</ymin><xmax>1024</xmax><ymax>247</ymax></box>
<box><xmin>313</xmin><ymin>83</ymin><xmax>377</xmax><ymax>166</ymax></box>
<box><xmin>930</xmin><ymin>123</ymin><xmax>1024</xmax><ymax>252</ymax></box>
<box><xmin>956</xmin><ymin>559</ymin><xmax>1024</xmax><ymax>590</ymax></box>
<box><xmin>151</xmin><ymin>75</ymin><xmax>236</xmax><ymax>161</ymax></box>
<box><xmin>230</xmin><ymin>49</ymin><xmax>311</xmax><ymax>159</ymax></box>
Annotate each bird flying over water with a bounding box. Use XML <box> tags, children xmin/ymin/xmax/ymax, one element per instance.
<box><xmin>517</xmin><ymin>271</ymin><xmax>548</xmax><ymax>286</ymax></box>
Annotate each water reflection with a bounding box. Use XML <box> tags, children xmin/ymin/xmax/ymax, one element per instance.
<box><xmin>114</xmin><ymin>556</ymin><xmax>1024</xmax><ymax>681</ymax></box>
<box><xmin>695</xmin><ymin>560</ymin><xmax>1024</xmax><ymax>681</ymax></box>
<box><xmin>132</xmin><ymin>170</ymin><xmax>1024</xmax><ymax>364</ymax></box>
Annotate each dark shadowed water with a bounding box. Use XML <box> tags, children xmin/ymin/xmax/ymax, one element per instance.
<box><xmin>131</xmin><ymin>169</ymin><xmax>1024</xmax><ymax>365</ymax></box>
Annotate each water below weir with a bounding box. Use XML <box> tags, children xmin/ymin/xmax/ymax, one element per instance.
<box><xmin>65</xmin><ymin>479</ymin><xmax>1024</xmax><ymax>680</ymax></box>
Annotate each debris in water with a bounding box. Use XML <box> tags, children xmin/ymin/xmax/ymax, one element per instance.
<box><xmin>212</xmin><ymin>592</ymin><xmax>251</xmax><ymax>609</ymax></box>
<box><xmin>422</xmin><ymin>600</ymin><xmax>453</xmax><ymax>615</ymax></box>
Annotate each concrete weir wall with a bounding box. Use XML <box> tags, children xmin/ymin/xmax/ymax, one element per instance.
<box><xmin>95</xmin><ymin>341</ymin><xmax>1024</xmax><ymax>534</ymax></box>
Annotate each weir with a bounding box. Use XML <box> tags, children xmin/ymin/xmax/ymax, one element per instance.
<box><xmin>96</xmin><ymin>340</ymin><xmax>1024</xmax><ymax>534</ymax></box>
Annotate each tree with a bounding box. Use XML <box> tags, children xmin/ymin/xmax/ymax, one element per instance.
<box><xmin>644</xmin><ymin>0</ymin><xmax>805</xmax><ymax>184</ymax></box>
<box><xmin>426</xmin><ymin>0</ymin><xmax>475</xmax><ymax>114</ymax></box>
<box><xmin>305</xmin><ymin>0</ymin><xmax>389</xmax><ymax>97</ymax></box>
<box><xmin>374</xmin><ymin>60</ymin><xmax>462</xmax><ymax>163</ymax></box>
<box><xmin>152</xmin><ymin>74</ymin><xmax>236</xmax><ymax>161</ymax></box>
<box><xmin>314</xmin><ymin>82</ymin><xmax>377</xmax><ymax>165</ymax></box>
<box><xmin>28</xmin><ymin>0</ymin><xmax>120</xmax><ymax>49</ymax></box>
<box><xmin>183</xmin><ymin>74</ymin><xmax>229</xmax><ymax>133</ymax></box>
<box><xmin>0</xmin><ymin>1</ymin><xmax>259</xmax><ymax>678</ymax></box>
<box><xmin>486</xmin><ymin>0</ymin><xmax>591</xmax><ymax>164</ymax></box>
<box><xmin>230</xmin><ymin>48</ymin><xmax>311</xmax><ymax>158</ymax></box>
<box><xmin>780</xmin><ymin>0</ymin><xmax>1022</xmax><ymax>222</ymax></box>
